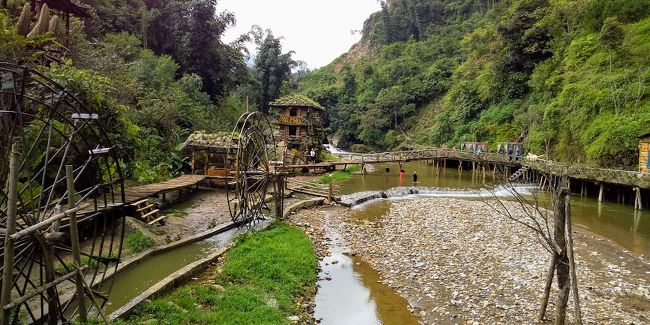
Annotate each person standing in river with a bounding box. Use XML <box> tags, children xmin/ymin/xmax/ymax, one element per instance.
<box><xmin>413</xmin><ymin>171</ymin><xmax>418</xmax><ymax>183</ymax></box>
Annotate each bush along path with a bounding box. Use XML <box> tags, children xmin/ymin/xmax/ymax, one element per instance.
<box><xmin>115</xmin><ymin>223</ymin><xmax>318</xmax><ymax>324</ymax></box>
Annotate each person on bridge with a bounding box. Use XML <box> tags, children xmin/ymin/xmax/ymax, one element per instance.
<box><xmin>309</xmin><ymin>148</ymin><xmax>316</xmax><ymax>164</ymax></box>
<box><xmin>413</xmin><ymin>171</ymin><xmax>418</xmax><ymax>183</ymax></box>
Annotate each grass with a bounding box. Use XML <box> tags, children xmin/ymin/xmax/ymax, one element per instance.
<box><xmin>117</xmin><ymin>223</ymin><xmax>317</xmax><ymax>324</ymax></box>
<box><xmin>319</xmin><ymin>164</ymin><xmax>361</xmax><ymax>184</ymax></box>
<box><xmin>124</xmin><ymin>230</ymin><xmax>153</xmax><ymax>254</ymax></box>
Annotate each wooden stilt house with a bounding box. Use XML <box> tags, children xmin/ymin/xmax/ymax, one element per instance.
<box><xmin>270</xmin><ymin>94</ymin><xmax>325</xmax><ymax>164</ymax></box>
<box><xmin>180</xmin><ymin>131</ymin><xmax>237</xmax><ymax>185</ymax></box>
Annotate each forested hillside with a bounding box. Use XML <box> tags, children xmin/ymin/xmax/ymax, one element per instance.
<box><xmin>1</xmin><ymin>0</ymin><xmax>296</xmax><ymax>183</ymax></box>
<box><xmin>299</xmin><ymin>0</ymin><xmax>650</xmax><ymax>168</ymax></box>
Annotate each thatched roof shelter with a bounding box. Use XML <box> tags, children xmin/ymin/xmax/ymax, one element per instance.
<box><xmin>270</xmin><ymin>94</ymin><xmax>325</xmax><ymax>111</ymax></box>
<box><xmin>180</xmin><ymin>131</ymin><xmax>237</xmax><ymax>152</ymax></box>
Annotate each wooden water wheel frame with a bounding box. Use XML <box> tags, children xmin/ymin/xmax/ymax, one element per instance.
<box><xmin>0</xmin><ymin>63</ymin><xmax>125</xmax><ymax>324</ymax></box>
<box><xmin>227</xmin><ymin>112</ymin><xmax>279</xmax><ymax>225</ymax></box>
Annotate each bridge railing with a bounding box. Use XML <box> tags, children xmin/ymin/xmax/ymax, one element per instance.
<box><xmin>525</xmin><ymin>158</ymin><xmax>650</xmax><ymax>187</ymax></box>
<box><xmin>334</xmin><ymin>148</ymin><xmax>519</xmax><ymax>164</ymax></box>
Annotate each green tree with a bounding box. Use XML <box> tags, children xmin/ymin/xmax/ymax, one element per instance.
<box><xmin>252</xmin><ymin>31</ymin><xmax>297</xmax><ymax>113</ymax></box>
<box><xmin>144</xmin><ymin>0</ymin><xmax>247</xmax><ymax>99</ymax></box>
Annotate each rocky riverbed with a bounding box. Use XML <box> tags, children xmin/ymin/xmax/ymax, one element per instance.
<box><xmin>292</xmin><ymin>198</ymin><xmax>650</xmax><ymax>324</ymax></box>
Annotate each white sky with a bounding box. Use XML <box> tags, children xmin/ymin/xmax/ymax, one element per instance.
<box><xmin>219</xmin><ymin>0</ymin><xmax>380</xmax><ymax>69</ymax></box>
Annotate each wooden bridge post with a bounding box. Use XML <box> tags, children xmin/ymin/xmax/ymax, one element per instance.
<box><xmin>66</xmin><ymin>165</ymin><xmax>87</xmax><ymax>322</ymax></box>
<box><xmin>634</xmin><ymin>187</ymin><xmax>642</xmax><ymax>210</ymax></box>
<box><xmin>328</xmin><ymin>183</ymin><xmax>333</xmax><ymax>203</ymax></box>
<box><xmin>275</xmin><ymin>175</ymin><xmax>285</xmax><ymax>218</ymax></box>
<box><xmin>598</xmin><ymin>183</ymin><xmax>604</xmax><ymax>202</ymax></box>
<box><xmin>1</xmin><ymin>143</ymin><xmax>19</xmax><ymax>325</ymax></box>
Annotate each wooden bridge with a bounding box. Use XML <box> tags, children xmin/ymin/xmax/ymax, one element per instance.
<box><xmin>334</xmin><ymin>148</ymin><xmax>520</xmax><ymax>166</ymax></box>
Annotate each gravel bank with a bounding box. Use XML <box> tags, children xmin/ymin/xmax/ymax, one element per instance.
<box><xmin>299</xmin><ymin>198</ymin><xmax>650</xmax><ymax>324</ymax></box>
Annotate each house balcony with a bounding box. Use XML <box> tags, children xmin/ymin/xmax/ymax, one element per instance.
<box><xmin>276</xmin><ymin>115</ymin><xmax>322</xmax><ymax>126</ymax></box>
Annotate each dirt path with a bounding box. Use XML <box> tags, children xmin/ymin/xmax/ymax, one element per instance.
<box><xmin>158</xmin><ymin>188</ymin><xmax>231</xmax><ymax>242</ymax></box>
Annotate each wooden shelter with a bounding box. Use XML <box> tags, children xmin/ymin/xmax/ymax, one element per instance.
<box><xmin>270</xmin><ymin>94</ymin><xmax>325</xmax><ymax>151</ymax></box>
<box><xmin>497</xmin><ymin>142</ymin><xmax>525</xmax><ymax>159</ymax></box>
<box><xmin>639</xmin><ymin>133</ymin><xmax>650</xmax><ymax>172</ymax></box>
<box><xmin>180</xmin><ymin>131</ymin><xmax>237</xmax><ymax>184</ymax></box>
<box><xmin>461</xmin><ymin>142</ymin><xmax>488</xmax><ymax>153</ymax></box>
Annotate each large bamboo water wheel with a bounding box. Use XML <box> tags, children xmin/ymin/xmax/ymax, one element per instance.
<box><xmin>227</xmin><ymin>112</ymin><xmax>279</xmax><ymax>224</ymax></box>
<box><xmin>0</xmin><ymin>63</ymin><xmax>125</xmax><ymax>324</ymax></box>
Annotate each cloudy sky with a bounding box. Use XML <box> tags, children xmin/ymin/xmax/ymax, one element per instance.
<box><xmin>219</xmin><ymin>0</ymin><xmax>380</xmax><ymax>69</ymax></box>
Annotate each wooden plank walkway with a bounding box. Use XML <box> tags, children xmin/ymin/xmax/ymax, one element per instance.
<box><xmin>123</xmin><ymin>175</ymin><xmax>206</xmax><ymax>204</ymax></box>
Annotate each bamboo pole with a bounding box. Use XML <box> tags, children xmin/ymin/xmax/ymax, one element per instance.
<box><xmin>66</xmin><ymin>165</ymin><xmax>87</xmax><ymax>322</ymax></box>
<box><xmin>1</xmin><ymin>143</ymin><xmax>19</xmax><ymax>325</ymax></box>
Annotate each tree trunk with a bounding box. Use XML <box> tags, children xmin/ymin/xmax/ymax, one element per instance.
<box><xmin>554</xmin><ymin>184</ymin><xmax>570</xmax><ymax>325</ymax></box>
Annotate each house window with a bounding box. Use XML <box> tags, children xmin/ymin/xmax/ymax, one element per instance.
<box><xmin>289</xmin><ymin>126</ymin><xmax>297</xmax><ymax>136</ymax></box>
<box><xmin>290</xmin><ymin>108</ymin><xmax>298</xmax><ymax>116</ymax></box>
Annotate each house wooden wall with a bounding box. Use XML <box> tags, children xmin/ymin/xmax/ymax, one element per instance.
<box><xmin>639</xmin><ymin>136</ymin><xmax>650</xmax><ymax>172</ymax></box>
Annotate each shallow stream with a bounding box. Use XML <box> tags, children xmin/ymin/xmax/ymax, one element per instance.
<box><xmin>313</xmin><ymin>161</ymin><xmax>649</xmax><ymax>324</ymax></box>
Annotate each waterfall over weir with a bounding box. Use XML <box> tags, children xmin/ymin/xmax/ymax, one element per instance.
<box><xmin>339</xmin><ymin>184</ymin><xmax>538</xmax><ymax>207</ymax></box>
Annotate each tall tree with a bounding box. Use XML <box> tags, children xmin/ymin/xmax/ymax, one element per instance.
<box><xmin>252</xmin><ymin>31</ymin><xmax>297</xmax><ymax>113</ymax></box>
<box><xmin>145</xmin><ymin>0</ymin><xmax>247</xmax><ymax>99</ymax></box>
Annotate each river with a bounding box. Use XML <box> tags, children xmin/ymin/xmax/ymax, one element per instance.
<box><xmin>312</xmin><ymin>160</ymin><xmax>649</xmax><ymax>324</ymax></box>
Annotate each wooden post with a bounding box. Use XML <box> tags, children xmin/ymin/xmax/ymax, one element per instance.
<box><xmin>553</xmin><ymin>181</ymin><xmax>570</xmax><ymax>325</ymax></box>
<box><xmin>328</xmin><ymin>183</ymin><xmax>333</xmax><ymax>203</ymax></box>
<box><xmin>634</xmin><ymin>187</ymin><xmax>642</xmax><ymax>210</ymax></box>
<box><xmin>598</xmin><ymin>183</ymin><xmax>604</xmax><ymax>203</ymax></box>
<box><xmin>191</xmin><ymin>151</ymin><xmax>196</xmax><ymax>174</ymax></box>
<box><xmin>66</xmin><ymin>165</ymin><xmax>87</xmax><ymax>322</ymax></box>
<box><xmin>42</xmin><ymin>239</ymin><xmax>58</xmax><ymax>324</ymax></box>
<box><xmin>1</xmin><ymin>143</ymin><xmax>19</xmax><ymax>325</ymax></box>
<box><xmin>565</xmin><ymin>197</ymin><xmax>583</xmax><ymax>325</ymax></box>
<box><xmin>275</xmin><ymin>176</ymin><xmax>285</xmax><ymax>219</ymax></box>
<box><xmin>538</xmin><ymin>256</ymin><xmax>556</xmax><ymax>322</ymax></box>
